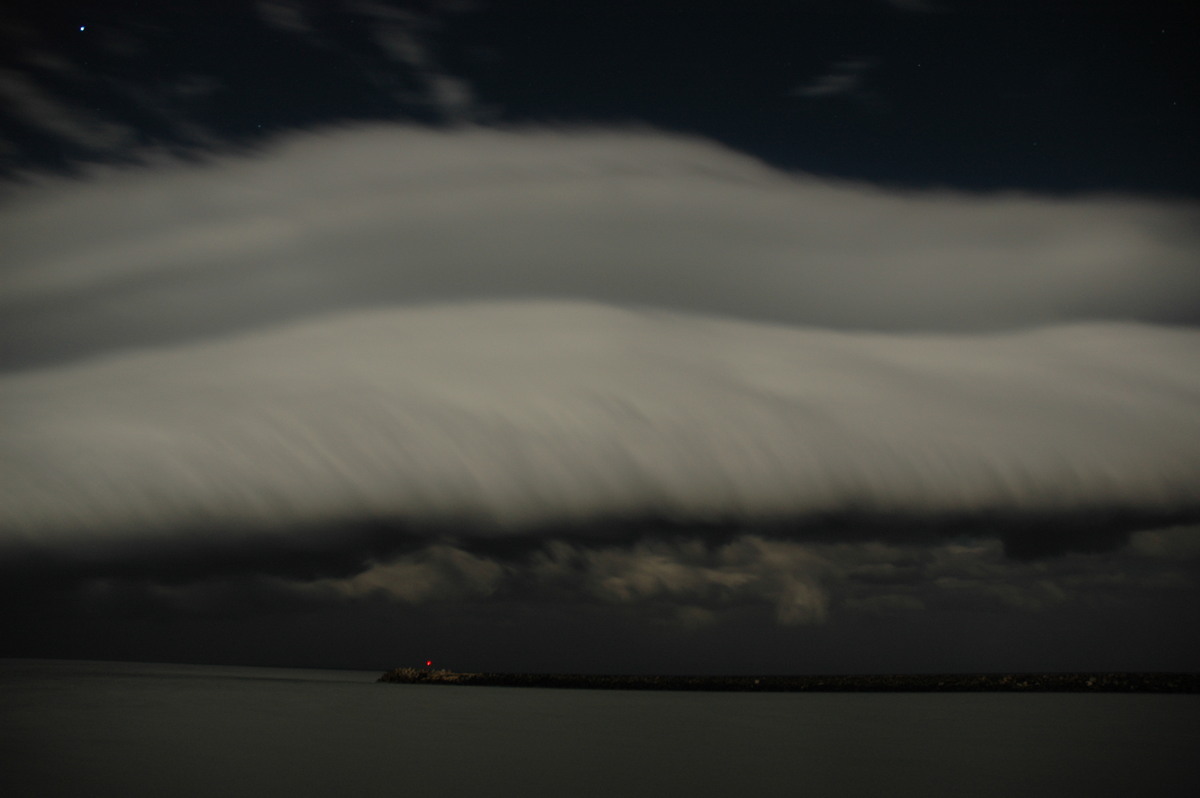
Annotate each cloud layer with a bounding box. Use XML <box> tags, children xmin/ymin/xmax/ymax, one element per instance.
<box><xmin>2</xmin><ymin>126</ymin><xmax>1198</xmax><ymax>370</ymax></box>
<box><xmin>3</xmin><ymin>301</ymin><xmax>1198</xmax><ymax>578</ymax></box>
<box><xmin>3</xmin><ymin>125</ymin><xmax>1198</xmax><ymax>667</ymax></box>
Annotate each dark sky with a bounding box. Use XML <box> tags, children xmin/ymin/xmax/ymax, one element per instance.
<box><xmin>1</xmin><ymin>0</ymin><xmax>1198</xmax><ymax>674</ymax></box>
<box><xmin>4</xmin><ymin>0</ymin><xmax>1198</xmax><ymax>194</ymax></box>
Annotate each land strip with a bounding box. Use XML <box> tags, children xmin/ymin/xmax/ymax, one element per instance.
<box><xmin>378</xmin><ymin>669</ymin><xmax>1199</xmax><ymax>693</ymax></box>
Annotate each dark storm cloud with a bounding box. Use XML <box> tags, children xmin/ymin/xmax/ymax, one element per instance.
<box><xmin>2</xmin><ymin>126</ymin><xmax>1199</xmax><ymax>371</ymax></box>
<box><xmin>30</xmin><ymin>526</ymin><xmax>1196</xmax><ymax>644</ymax></box>
<box><xmin>357</xmin><ymin>525</ymin><xmax>1200</xmax><ymax>622</ymax></box>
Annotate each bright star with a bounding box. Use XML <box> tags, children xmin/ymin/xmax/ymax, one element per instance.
<box><xmin>79</xmin><ymin>26</ymin><xmax>85</xmax><ymax>32</ymax></box>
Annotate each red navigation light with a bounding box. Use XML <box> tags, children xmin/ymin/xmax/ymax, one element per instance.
<box><xmin>425</xmin><ymin>660</ymin><xmax>433</xmax><ymax>667</ymax></box>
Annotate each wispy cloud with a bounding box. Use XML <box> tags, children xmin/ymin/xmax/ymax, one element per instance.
<box><xmin>0</xmin><ymin>69</ymin><xmax>133</xmax><ymax>151</ymax></box>
<box><xmin>352</xmin><ymin>0</ymin><xmax>481</xmax><ymax>122</ymax></box>
<box><xmin>256</xmin><ymin>0</ymin><xmax>314</xmax><ymax>35</ymax></box>
<box><xmin>791</xmin><ymin>59</ymin><xmax>875</xmax><ymax>99</ymax></box>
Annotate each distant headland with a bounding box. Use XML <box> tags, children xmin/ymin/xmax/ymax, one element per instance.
<box><xmin>378</xmin><ymin>669</ymin><xmax>1199</xmax><ymax>693</ymax></box>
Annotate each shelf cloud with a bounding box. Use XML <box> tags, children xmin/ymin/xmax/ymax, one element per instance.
<box><xmin>2</xmin><ymin>126</ymin><xmax>1198</xmax><ymax>371</ymax></box>
<box><xmin>2</xmin><ymin>125</ymin><xmax>1198</xmax><ymax>659</ymax></box>
<box><xmin>3</xmin><ymin>302</ymin><xmax>1198</xmax><ymax>580</ymax></box>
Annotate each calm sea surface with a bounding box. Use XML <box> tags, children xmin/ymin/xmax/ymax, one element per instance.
<box><xmin>2</xmin><ymin>659</ymin><xmax>1197</xmax><ymax>798</ymax></box>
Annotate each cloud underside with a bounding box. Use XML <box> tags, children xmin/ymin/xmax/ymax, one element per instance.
<box><xmin>302</xmin><ymin>527</ymin><xmax>1200</xmax><ymax>623</ymax></box>
<box><xmin>26</xmin><ymin>528</ymin><xmax>1200</xmax><ymax>635</ymax></box>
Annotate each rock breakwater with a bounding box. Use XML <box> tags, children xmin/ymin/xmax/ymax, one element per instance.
<box><xmin>378</xmin><ymin>669</ymin><xmax>1199</xmax><ymax>693</ymax></box>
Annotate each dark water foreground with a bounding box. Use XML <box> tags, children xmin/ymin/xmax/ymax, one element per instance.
<box><xmin>380</xmin><ymin>668</ymin><xmax>1200</xmax><ymax>693</ymax></box>
<box><xmin>5</xmin><ymin>659</ymin><xmax>1199</xmax><ymax>798</ymax></box>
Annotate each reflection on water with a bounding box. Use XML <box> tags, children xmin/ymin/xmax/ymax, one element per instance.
<box><xmin>2</xmin><ymin>659</ymin><xmax>1198</xmax><ymax>798</ymax></box>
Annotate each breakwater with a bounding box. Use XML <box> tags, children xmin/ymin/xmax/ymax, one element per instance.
<box><xmin>378</xmin><ymin>669</ymin><xmax>1199</xmax><ymax>693</ymax></box>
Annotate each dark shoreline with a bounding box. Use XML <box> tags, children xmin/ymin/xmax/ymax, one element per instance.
<box><xmin>378</xmin><ymin>669</ymin><xmax>1200</xmax><ymax>693</ymax></box>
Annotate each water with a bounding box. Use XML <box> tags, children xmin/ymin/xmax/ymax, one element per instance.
<box><xmin>2</xmin><ymin>659</ymin><xmax>1197</xmax><ymax>798</ymax></box>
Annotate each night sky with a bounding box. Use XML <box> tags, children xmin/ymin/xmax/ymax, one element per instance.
<box><xmin>2</xmin><ymin>0</ymin><xmax>1198</xmax><ymax>674</ymax></box>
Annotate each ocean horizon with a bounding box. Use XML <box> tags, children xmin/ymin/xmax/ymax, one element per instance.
<box><xmin>3</xmin><ymin>658</ymin><xmax>1197</xmax><ymax>798</ymax></box>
